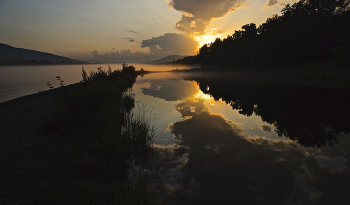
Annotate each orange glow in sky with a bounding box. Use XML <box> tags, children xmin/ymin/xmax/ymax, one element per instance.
<box><xmin>0</xmin><ymin>0</ymin><xmax>287</xmax><ymax>62</ymax></box>
<box><xmin>194</xmin><ymin>28</ymin><xmax>231</xmax><ymax>50</ymax></box>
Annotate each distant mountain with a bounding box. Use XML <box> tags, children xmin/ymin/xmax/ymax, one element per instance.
<box><xmin>0</xmin><ymin>43</ymin><xmax>84</xmax><ymax>63</ymax></box>
<box><xmin>146</xmin><ymin>55</ymin><xmax>186</xmax><ymax>64</ymax></box>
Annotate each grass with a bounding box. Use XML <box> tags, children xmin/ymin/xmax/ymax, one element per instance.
<box><xmin>37</xmin><ymin>64</ymin><xmax>163</xmax><ymax>204</ymax></box>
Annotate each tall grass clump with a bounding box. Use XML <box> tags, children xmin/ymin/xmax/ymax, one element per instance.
<box><xmin>39</xmin><ymin>64</ymin><xmax>162</xmax><ymax>204</ymax></box>
<box><xmin>122</xmin><ymin>101</ymin><xmax>156</xmax><ymax>170</ymax></box>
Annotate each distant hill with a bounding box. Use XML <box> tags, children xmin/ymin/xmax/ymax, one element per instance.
<box><xmin>146</xmin><ymin>55</ymin><xmax>186</xmax><ymax>64</ymax></box>
<box><xmin>0</xmin><ymin>43</ymin><xmax>84</xmax><ymax>63</ymax></box>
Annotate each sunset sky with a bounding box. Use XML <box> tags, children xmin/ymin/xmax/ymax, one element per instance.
<box><xmin>0</xmin><ymin>0</ymin><xmax>295</xmax><ymax>63</ymax></box>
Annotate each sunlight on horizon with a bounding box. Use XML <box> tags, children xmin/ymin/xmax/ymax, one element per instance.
<box><xmin>194</xmin><ymin>28</ymin><xmax>231</xmax><ymax>50</ymax></box>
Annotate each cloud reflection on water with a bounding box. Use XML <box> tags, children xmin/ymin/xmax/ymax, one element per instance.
<box><xmin>142</xmin><ymin>79</ymin><xmax>198</xmax><ymax>101</ymax></box>
<box><xmin>133</xmin><ymin>72</ymin><xmax>350</xmax><ymax>204</ymax></box>
<box><xmin>149</xmin><ymin>97</ymin><xmax>350</xmax><ymax>205</ymax></box>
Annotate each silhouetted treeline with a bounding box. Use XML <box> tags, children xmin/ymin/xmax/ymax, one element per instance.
<box><xmin>0</xmin><ymin>60</ymin><xmax>88</xmax><ymax>66</ymax></box>
<box><xmin>176</xmin><ymin>0</ymin><xmax>350</xmax><ymax>68</ymax></box>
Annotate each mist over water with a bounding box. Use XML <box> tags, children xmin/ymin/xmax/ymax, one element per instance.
<box><xmin>0</xmin><ymin>63</ymin><xmax>191</xmax><ymax>103</ymax></box>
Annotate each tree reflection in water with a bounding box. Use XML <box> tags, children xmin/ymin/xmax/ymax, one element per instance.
<box><xmin>136</xmin><ymin>72</ymin><xmax>350</xmax><ymax>204</ymax></box>
<box><xmin>150</xmin><ymin>98</ymin><xmax>350</xmax><ymax>205</ymax></box>
<box><xmin>183</xmin><ymin>72</ymin><xmax>350</xmax><ymax>147</ymax></box>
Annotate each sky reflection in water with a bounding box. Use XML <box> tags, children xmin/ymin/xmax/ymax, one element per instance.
<box><xmin>0</xmin><ymin>63</ymin><xmax>190</xmax><ymax>103</ymax></box>
<box><xmin>132</xmin><ymin>72</ymin><xmax>350</xmax><ymax>205</ymax></box>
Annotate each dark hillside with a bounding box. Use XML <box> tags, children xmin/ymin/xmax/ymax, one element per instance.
<box><xmin>0</xmin><ymin>43</ymin><xmax>84</xmax><ymax>63</ymax></box>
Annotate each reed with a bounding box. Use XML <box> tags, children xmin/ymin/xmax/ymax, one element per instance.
<box><xmin>38</xmin><ymin>65</ymin><xmax>162</xmax><ymax>204</ymax></box>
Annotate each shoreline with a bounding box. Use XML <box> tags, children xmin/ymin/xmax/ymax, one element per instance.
<box><xmin>2</xmin><ymin>65</ymin><xmax>350</xmax><ymax>105</ymax></box>
<box><xmin>0</xmin><ymin>82</ymin><xmax>82</xmax><ymax>105</ymax></box>
<box><xmin>0</xmin><ymin>70</ymin><xmax>159</xmax><ymax>204</ymax></box>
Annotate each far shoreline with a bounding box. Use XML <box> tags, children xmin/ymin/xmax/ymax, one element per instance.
<box><xmin>1</xmin><ymin>62</ymin><xmax>349</xmax><ymax>104</ymax></box>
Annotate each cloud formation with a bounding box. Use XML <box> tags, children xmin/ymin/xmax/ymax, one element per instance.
<box><xmin>265</xmin><ymin>0</ymin><xmax>297</xmax><ymax>7</ymax></box>
<box><xmin>89</xmin><ymin>33</ymin><xmax>198</xmax><ymax>63</ymax></box>
<box><xmin>142</xmin><ymin>80</ymin><xmax>198</xmax><ymax>101</ymax></box>
<box><xmin>148</xmin><ymin>98</ymin><xmax>350</xmax><ymax>204</ymax></box>
<box><xmin>140</xmin><ymin>33</ymin><xmax>198</xmax><ymax>55</ymax></box>
<box><xmin>166</xmin><ymin>0</ymin><xmax>247</xmax><ymax>34</ymax></box>
<box><xmin>266</xmin><ymin>0</ymin><xmax>278</xmax><ymax>7</ymax></box>
<box><xmin>261</xmin><ymin>124</ymin><xmax>272</xmax><ymax>133</ymax></box>
<box><xmin>126</xmin><ymin>38</ymin><xmax>135</xmax><ymax>42</ymax></box>
<box><xmin>127</xmin><ymin>30</ymin><xmax>138</xmax><ymax>34</ymax></box>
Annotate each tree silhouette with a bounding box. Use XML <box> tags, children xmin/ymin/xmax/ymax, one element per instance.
<box><xmin>177</xmin><ymin>0</ymin><xmax>350</xmax><ymax>68</ymax></box>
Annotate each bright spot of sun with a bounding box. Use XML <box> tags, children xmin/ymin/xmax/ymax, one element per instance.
<box><xmin>194</xmin><ymin>28</ymin><xmax>231</xmax><ymax>50</ymax></box>
<box><xmin>195</xmin><ymin>35</ymin><xmax>218</xmax><ymax>49</ymax></box>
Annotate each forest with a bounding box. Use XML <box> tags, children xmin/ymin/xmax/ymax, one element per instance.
<box><xmin>175</xmin><ymin>0</ymin><xmax>350</xmax><ymax>68</ymax></box>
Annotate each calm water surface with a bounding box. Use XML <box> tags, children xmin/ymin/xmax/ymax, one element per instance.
<box><xmin>2</xmin><ymin>65</ymin><xmax>350</xmax><ymax>204</ymax></box>
<box><xmin>132</xmin><ymin>72</ymin><xmax>350</xmax><ymax>205</ymax></box>
<box><xmin>0</xmin><ymin>63</ymin><xmax>190</xmax><ymax>103</ymax></box>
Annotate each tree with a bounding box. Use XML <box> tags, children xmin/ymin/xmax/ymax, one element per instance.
<box><xmin>199</xmin><ymin>44</ymin><xmax>210</xmax><ymax>56</ymax></box>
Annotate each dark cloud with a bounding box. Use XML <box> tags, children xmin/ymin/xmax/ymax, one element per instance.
<box><xmin>91</xmin><ymin>50</ymin><xmax>98</xmax><ymax>56</ymax></box>
<box><xmin>266</xmin><ymin>0</ymin><xmax>278</xmax><ymax>7</ymax></box>
<box><xmin>89</xmin><ymin>33</ymin><xmax>198</xmax><ymax>63</ymax></box>
<box><xmin>127</xmin><ymin>30</ymin><xmax>138</xmax><ymax>34</ymax></box>
<box><xmin>126</xmin><ymin>38</ymin><xmax>134</xmax><ymax>42</ymax></box>
<box><xmin>261</xmin><ymin>124</ymin><xmax>272</xmax><ymax>133</ymax></box>
<box><xmin>166</xmin><ymin>0</ymin><xmax>247</xmax><ymax>34</ymax></box>
<box><xmin>140</xmin><ymin>33</ymin><xmax>198</xmax><ymax>55</ymax></box>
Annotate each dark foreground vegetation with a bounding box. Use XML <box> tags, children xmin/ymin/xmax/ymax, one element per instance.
<box><xmin>38</xmin><ymin>64</ymin><xmax>162</xmax><ymax>204</ymax></box>
<box><xmin>175</xmin><ymin>0</ymin><xmax>350</xmax><ymax>69</ymax></box>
